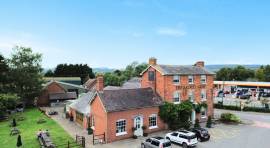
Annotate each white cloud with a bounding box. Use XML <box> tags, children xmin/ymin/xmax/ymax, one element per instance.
<box><xmin>156</xmin><ymin>27</ymin><xmax>186</xmax><ymax>37</ymax></box>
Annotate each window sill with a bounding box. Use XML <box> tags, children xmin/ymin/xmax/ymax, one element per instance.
<box><xmin>149</xmin><ymin>126</ymin><xmax>158</xmax><ymax>130</ymax></box>
<box><xmin>116</xmin><ymin>132</ymin><xmax>127</xmax><ymax>136</ymax></box>
<box><xmin>173</xmin><ymin>83</ymin><xmax>180</xmax><ymax>85</ymax></box>
<box><xmin>201</xmin><ymin>116</ymin><xmax>207</xmax><ymax>119</ymax></box>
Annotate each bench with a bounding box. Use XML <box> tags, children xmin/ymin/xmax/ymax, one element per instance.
<box><xmin>37</xmin><ymin>132</ymin><xmax>55</xmax><ymax>148</ymax></box>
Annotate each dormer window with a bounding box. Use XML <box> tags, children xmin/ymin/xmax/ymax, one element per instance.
<box><xmin>188</xmin><ymin>75</ymin><xmax>194</xmax><ymax>84</ymax></box>
<box><xmin>201</xmin><ymin>75</ymin><xmax>206</xmax><ymax>84</ymax></box>
<box><xmin>173</xmin><ymin>75</ymin><xmax>180</xmax><ymax>85</ymax></box>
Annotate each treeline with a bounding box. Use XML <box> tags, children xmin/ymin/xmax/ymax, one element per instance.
<box><xmin>104</xmin><ymin>62</ymin><xmax>148</xmax><ymax>86</ymax></box>
<box><xmin>44</xmin><ymin>64</ymin><xmax>95</xmax><ymax>84</ymax></box>
<box><xmin>0</xmin><ymin>46</ymin><xmax>44</xmax><ymax>116</ymax></box>
<box><xmin>215</xmin><ymin>65</ymin><xmax>270</xmax><ymax>81</ymax></box>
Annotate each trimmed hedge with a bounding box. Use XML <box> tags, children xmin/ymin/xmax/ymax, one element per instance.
<box><xmin>214</xmin><ymin>104</ymin><xmax>270</xmax><ymax>113</ymax></box>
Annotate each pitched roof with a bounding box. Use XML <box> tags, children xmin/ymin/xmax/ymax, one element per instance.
<box><xmin>83</xmin><ymin>79</ymin><xmax>97</xmax><ymax>90</ymax></box>
<box><xmin>141</xmin><ymin>64</ymin><xmax>214</xmax><ymax>75</ymax></box>
<box><xmin>69</xmin><ymin>91</ymin><xmax>95</xmax><ymax>115</ymax></box>
<box><xmin>97</xmin><ymin>87</ymin><xmax>163</xmax><ymax>112</ymax></box>
<box><xmin>43</xmin><ymin>80</ymin><xmax>87</xmax><ymax>92</ymax></box>
<box><xmin>49</xmin><ymin>92</ymin><xmax>77</xmax><ymax>100</ymax></box>
<box><xmin>122</xmin><ymin>77</ymin><xmax>141</xmax><ymax>89</ymax></box>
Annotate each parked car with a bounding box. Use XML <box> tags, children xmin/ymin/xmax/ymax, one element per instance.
<box><xmin>141</xmin><ymin>137</ymin><xmax>172</xmax><ymax>148</ymax></box>
<box><xmin>190</xmin><ymin>128</ymin><xmax>210</xmax><ymax>142</ymax></box>
<box><xmin>165</xmin><ymin>130</ymin><xmax>197</xmax><ymax>148</ymax></box>
<box><xmin>239</xmin><ymin>94</ymin><xmax>250</xmax><ymax>99</ymax></box>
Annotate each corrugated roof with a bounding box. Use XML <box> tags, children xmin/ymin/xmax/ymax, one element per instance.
<box><xmin>69</xmin><ymin>91</ymin><xmax>95</xmax><ymax>115</ymax></box>
<box><xmin>98</xmin><ymin>87</ymin><xmax>163</xmax><ymax>112</ymax></box>
<box><xmin>49</xmin><ymin>92</ymin><xmax>77</xmax><ymax>100</ymax></box>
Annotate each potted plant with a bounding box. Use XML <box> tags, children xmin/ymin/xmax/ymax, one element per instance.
<box><xmin>132</xmin><ymin>135</ymin><xmax>138</xmax><ymax>139</ymax></box>
<box><xmin>142</xmin><ymin>126</ymin><xmax>148</xmax><ymax>137</ymax></box>
<box><xmin>131</xmin><ymin>127</ymin><xmax>137</xmax><ymax>132</ymax></box>
<box><xmin>70</xmin><ymin>115</ymin><xmax>74</xmax><ymax>121</ymax></box>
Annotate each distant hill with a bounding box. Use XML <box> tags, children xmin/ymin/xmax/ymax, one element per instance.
<box><xmin>93</xmin><ymin>67</ymin><xmax>115</xmax><ymax>73</ymax></box>
<box><xmin>205</xmin><ymin>65</ymin><xmax>262</xmax><ymax>72</ymax></box>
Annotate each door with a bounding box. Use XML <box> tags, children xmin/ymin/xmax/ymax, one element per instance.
<box><xmin>134</xmin><ymin>116</ymin><xmax>143</xmax><ymax>136</ymax></box>
<box><xmin>191</xmin><ymin>110</ymin><xmax>196</xmax><ymax>124</ymax></box>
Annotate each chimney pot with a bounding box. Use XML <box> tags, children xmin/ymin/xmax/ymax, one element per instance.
<box><xmin>149</xmin><ymin>57</ymin><xmax>157</xmax><ymax>65</ymax></box>
<box><xmin>195</xmin><ymin>61</ymin><xmax>205</xmax><ymax>67</ymax></box>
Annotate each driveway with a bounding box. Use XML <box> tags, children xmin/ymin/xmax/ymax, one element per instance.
<box><xmin>48</xmin><ymin>106</ymin><xmax>270</xmax><ymax>148</ymax></box>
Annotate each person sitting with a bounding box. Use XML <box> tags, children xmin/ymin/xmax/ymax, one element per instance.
<box><xmin>37</xmin><ymin>129</ymin><xmax>42</xmax><ymax>138</ymax></box>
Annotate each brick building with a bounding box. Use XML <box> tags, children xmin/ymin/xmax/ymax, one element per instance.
<box><xmin>141</xmin><ymin>58</ymin><xmax>215</xmax><ymax>121</ymax></box>
<box><xmin>87</xmin><ymin>58</ymin><xmax>214</xmax><ymax>143</ymax></box>
<box><xmin>90</xmin><ymin>75</ymin><xmax>166</xmax><ymax>143</ymax></box>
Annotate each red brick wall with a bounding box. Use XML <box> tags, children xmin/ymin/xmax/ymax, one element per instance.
<box><xmin>106</xmin><ymin>107</ymin><xmax>166</xmax><ymax>143</ymax></box>
<box><xmin>91</xmin><ymin>95</ymin><xmax>107</xmax><ymax>139</ymax></box>
<box><xmin>37</xmin><ymin>82</ymin><xmax>66</xmax><ymax>106</ymax></box>
<box><xmin>141</xmin><ymin>66</ymin><xmax>214</xmax><ymax>117</ymax></box>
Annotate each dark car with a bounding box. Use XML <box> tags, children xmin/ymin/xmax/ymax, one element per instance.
<box><xmin>190</xmin><ymin>128</ymin><xmax>210</xmax><ymax>142</ymax></box>
<box><xmin>239</xmin><ymin>94</ymin><xmax>250</xmax><ymax>99</ymax></box>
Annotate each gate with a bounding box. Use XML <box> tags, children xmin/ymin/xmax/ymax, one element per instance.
<box><xmin>93</xmin><ymin>132</ymin><xmax>105</xmax><ymax>145</ymax></box>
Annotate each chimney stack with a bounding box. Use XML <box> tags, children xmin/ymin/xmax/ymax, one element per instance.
<box><xmin>195</xmin><ymin>61</ymin><xmax>205</xmax><ymax>68</ymax></box>
<box><xmin>149</xmin><ymin>57</ymin><xmax>157</xmax><ymax>65</ymax></box>
<box><xmin>96</xmin><ymin>74</ymin><xmax>104</xmax><ymax>91</ymax></box>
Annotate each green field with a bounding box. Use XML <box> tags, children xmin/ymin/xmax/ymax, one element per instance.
<box><xmin>0</xmin><ymin>108</ymin><xmax>76</xmax><ymax>148</ymax></box>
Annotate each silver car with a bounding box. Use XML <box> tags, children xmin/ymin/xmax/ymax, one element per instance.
<box><xmin>141</xmin><ymin>137</ymin><xmax>172</xmax><ymax>148</ymax></box>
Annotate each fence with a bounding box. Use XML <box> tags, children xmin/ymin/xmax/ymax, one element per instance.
<box><xmin>93</xmin><ymin>132</ymin><xmax>105</xmax><ymax>145</ymax></box>
<box><xmin>55</xmin><ymin>135</ymin><xmax>86</xmax><ymax>148</ymax></box>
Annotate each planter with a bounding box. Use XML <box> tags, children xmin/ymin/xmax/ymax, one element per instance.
<box><xmin>132</xmin><ymin>135</ymin><xmax>138</xmax><ymax>139</ymax></box>
<box><xmin>143</xmin><ymin>133</ymin><xmax>148</xmax><ymax>137</ymax></box>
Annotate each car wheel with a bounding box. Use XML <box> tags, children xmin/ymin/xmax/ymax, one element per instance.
<box><xmin>197</xmin><ymin>137</ymin><xmax>201</xmax><ymax>142</ymax></box>
<box><xmin>141</xmin><ymin>143</ymin><xmax>145</xmax><ymax>148</ymax></box>
<box><xmin>182</xmin><ymin>142</ymin><xmax>188</xmax><ymax>148</ymax></box>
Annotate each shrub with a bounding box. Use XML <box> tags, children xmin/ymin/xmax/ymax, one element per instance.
<box><xmin>220</xmin><ymin>113</ymin><xmax>241</xmax><ymax>123</ymax></box>
<box><xmin>206</xmin><ymin>116</ymin><xmax>212</xmax><ymax>128</ymax></box>
<box><xmin>214</xmin><ymin>103</ymin><xmax>270</xmax><ymax>113</ymax></box>
<box><xmin>12</xmin><ymin>118</ymin><xmax>17</xmax><ymax>127</ymax></box>
<box><xmin>37</xmin><ymin>118</ymin><xmax>46</xmax><ymax>124</ymax></box>
<box><xmin>194</xmin><ymin>119</ymin><xmax>200</xmax><ymax>128</ymax></box>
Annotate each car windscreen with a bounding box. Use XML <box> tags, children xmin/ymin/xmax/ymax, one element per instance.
<box><xmin>187</xmin><ymin>135</ymin><xmax>197</xmax><ymax>139</ymax></box>
<box><xmin>163</xmin><ymin>142</ymin><xmax>171</xmax><ymax>147</ymax></box>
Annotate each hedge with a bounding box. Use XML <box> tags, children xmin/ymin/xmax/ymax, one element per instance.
<box><xmin>214</xmin><ymin>104</ymin><xmax>270</xmax><ymax>113</ymax></box>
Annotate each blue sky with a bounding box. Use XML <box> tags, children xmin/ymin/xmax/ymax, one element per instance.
<box><xmin>0</xmin><ymin>0</ymin><xmax>270</xmax><ymax>69</ymax></box>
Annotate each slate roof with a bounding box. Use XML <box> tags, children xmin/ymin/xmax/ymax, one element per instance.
<box><xmin>98</xmin><ymin>87</ymin><xmax>163</xmax><ymax>112</ymax></box>
<box><xmin>122</xmin><ymin>77</ymin><xmax>141</xmax><ymax>89</ymax></box>
<box><xmin>69</xmin><ymin>91</ymin><xmax>96</xmax><ymax>115</ymax></box>
<box><xmin>152</xmin><ymin>64</ymin><xmax>214</xmax><ymax>75</ymax></box>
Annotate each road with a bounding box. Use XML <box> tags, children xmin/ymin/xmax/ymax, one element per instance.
<box><xmin>197</xmin><ymin>109</ymin><xmax>270</xmax><ymax>148</ymax></box>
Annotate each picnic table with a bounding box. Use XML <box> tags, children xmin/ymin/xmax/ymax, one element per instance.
<box><xmin>10</xmin><ymin>127</ymin><xmax>20</xmax><ymax>136</ymax></box>
<box><xmin>37</xmin><ymin>131</ymin><xmax>55</xmax><ymax>148</ymax></box>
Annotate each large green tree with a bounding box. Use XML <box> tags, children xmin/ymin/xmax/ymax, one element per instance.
<box><xmin>103</xmin><ymin>62</ymin><xmax>147</xmax><ymax>86</ymax></box>
<box><xmin>216</xmin><ymin>66</ymin><xmax>255</xmax><ymax>81</ymax></box>
<box><xmin>8</xmin><ymin>46</ymin><xmax>43</xmax><ymax>105</ymax></box>
<box><xmin>0</xmin><ymin>54</ymin><xmax>10</xmax><ymax>93</ymax></box>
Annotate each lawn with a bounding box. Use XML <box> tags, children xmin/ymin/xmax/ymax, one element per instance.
<box><xmin>0</xmin><ymin>108</ymin><xmax>77</xmax><ymax>148</ymax></box>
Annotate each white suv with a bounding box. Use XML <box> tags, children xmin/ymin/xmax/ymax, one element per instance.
<box><xmin>165</xmin><ymin>130</ymin><xmax>198</xmax><ymax>148</ymax></box>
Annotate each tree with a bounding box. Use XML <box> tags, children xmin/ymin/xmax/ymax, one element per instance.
<box><xmin>159</xmin><ymin>101</ymin><xmax>193</xmax><ymax>130</ymax></box>
<box><xmin>16</xmin><ymin>135</ymin><xmax>22</xmax><ymax>147</ymax></box>
<box><xmin>0</xmin><ymin>54</ymin><xmax>10</xmax><ymax>93</ymax></box>
<box><xmin>44</xmin><ymin>69</ymin><xmax>54</xmax><ymax>77</ymax></box>
<box><xmin>53</xmin><ymin>64</ymin><xmax>95</xmax><ymax>84</ymax></box>
<box><xmin>8</xmin><ymin>46</ymin><xmax>44</xmax><ymax>105</ymax></box>
<box><xmin>264</xmin><ymin>65</ymin><xmax>270</xmax><ymax>82</ymax></box>
<box><xmin>12</xmin><ymin>118</ymin><xmax>17</xmax><ymax>127</ymax></box>
<box><xmin>255</xmin><ymin>67</ymin><xmax>265</xmax><ymax>81</ymax></box>
<box><xmin>0</xmin><ymin>94</ymin><xmax>19</xmax><ymax>117</ymax></box>
<box><xmin>194</xmin><ymin>119</ymin><xmax>200</xmax><ymax>128</ymax></box>
<box><xmin>216</xmin><ymin>66</ymin><xmax>255</xmax><ymax>81</ymax></box>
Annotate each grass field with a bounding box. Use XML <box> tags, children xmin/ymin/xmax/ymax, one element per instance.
<box><xmin>0</xmin><ymin>108</ymin><xmax>77</xmax><ymax>148</ymax></box>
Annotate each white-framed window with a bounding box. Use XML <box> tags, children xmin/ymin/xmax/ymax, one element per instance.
<box><xmin>188</xmin><ymin>75</ymin><xmax>194</xmax><ymax>84</ymax></box>
<box><xmin>201</xmin><ymin>89</ymin><xmax>207</xmax><ymax>101</ymax></box>
<box><xmin>188</xmin><ymin>90</ymin><xmax>194</xmax><ymax>102</ymax></box>
<box><xmin>173</xmin><ymin>75</ymin><xmax>180</xmax><ymax>85</ymax></box>
<box><xmin>173</xmin><ymin>91</ymin><xmax>180</xmax><ymax>104</ymax></box>
<box><xmin>201</xmin><ymin>107</ymin><xmax>207</xmax><ymax>118</ymax></box>
<box><xmin>201</xmin><ymin>75</ymin><xmax>206</xmax><ymax>84</ymax></box>
<box><xmin>116</xmin><ymin>119</ymin><xmax>127</xmax><ymax>136</ymax></box>
<box><xmin>149</xmin><ymin>114</ymin><xmax>158</xmax><ymax>129</ymax></box>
